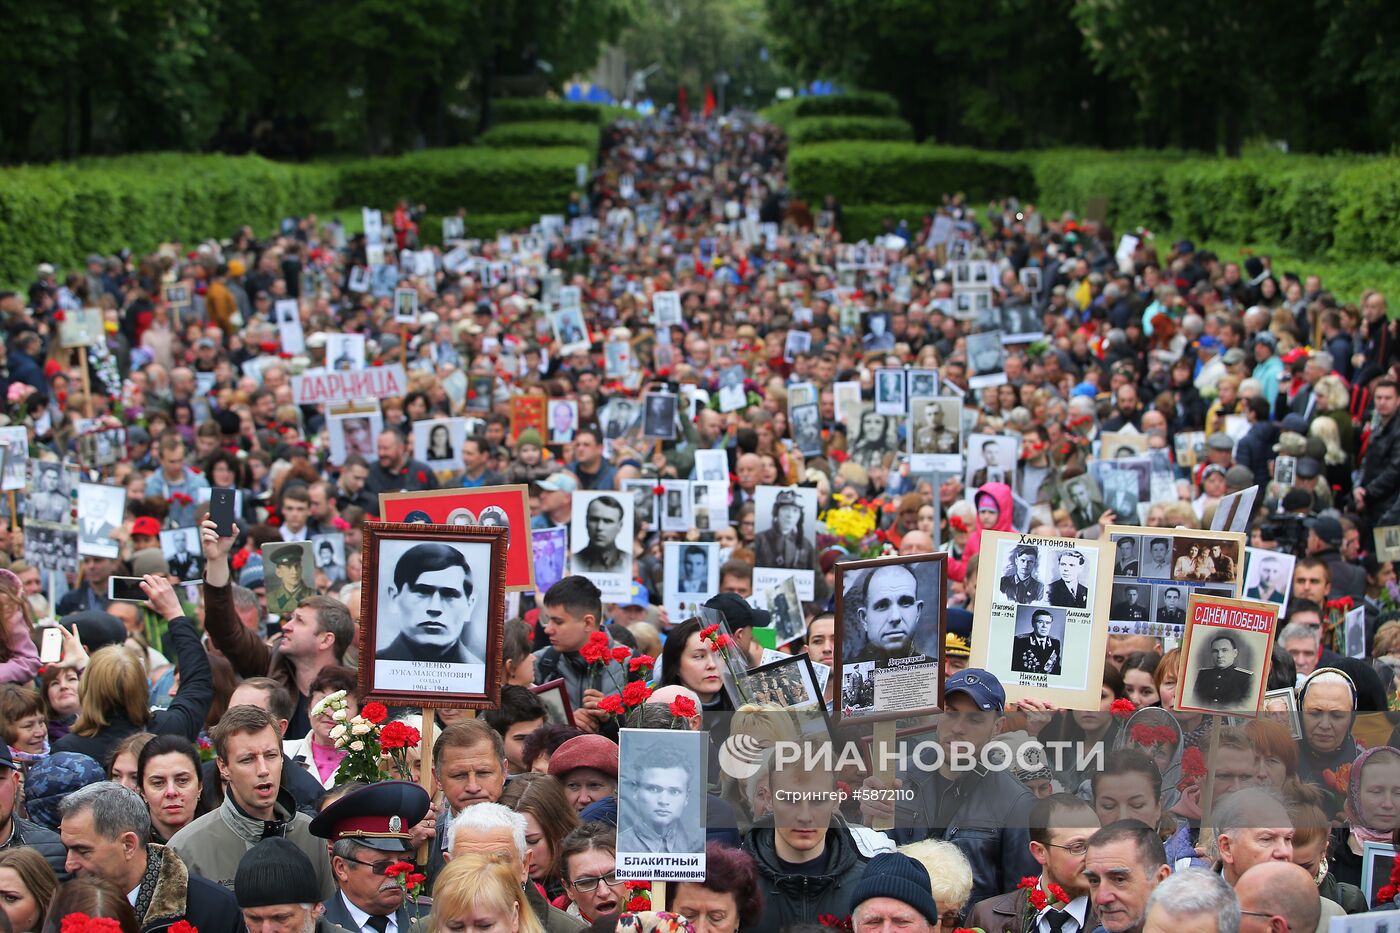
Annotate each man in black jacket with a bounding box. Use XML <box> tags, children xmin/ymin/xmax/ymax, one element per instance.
<box><xmin>1359</xmin><ymin>378</ymin><xmax>1400</xmax><ymax>526</ymax></box>
<box><xmin>0</xmin><ymin>744</ymin><xmax>65</xmax><ymax>876</ymax></box>
<box><xmin>58</xmin><ymin>781</ymin><xmax>242</xmax><ymax>933</ymax></box>
<box><xmin>858</xmin><ymin>669</ymin><xmax>1039</xmax><ymax>907</ymax></box>
<box><xmin>743</xmin><ymin>749</ymin><xmax>869</xmax><ymax>931</ymax></box>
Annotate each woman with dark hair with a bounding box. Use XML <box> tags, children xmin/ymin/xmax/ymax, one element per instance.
<box><xmin>666</xmin><ymin>843</ymin><xmax>763</xmax><ymax>933</ymax></box>
<box><xmin>137</xmin><ymin>734</ymin><xmax>204</xmax><ymax>843</ymax></box>
<box><xmin>504</xmin><ymin>618</ymin><xmax>537</xmax><ymax>686</ymax></box>
<box><xmin>520</xmin><ymin>724</ymin><xmax>584</xmax><ymax>774</ymax></box>
<box><xmin>1119</xmin><ymin>651</ymin><xmax>1161</xmax><ymax>708</ymax></box>
<box><xmin>39</xmin><ymin>878</ymin><xmax>139</xmax><ymax>933</ymax></box>
<box><xmin>0</xmin><ymin>686</ymin><xmax>49</xmax><ymax>765</ymax></box>
<box><xmin>660</xmin><ymin>620</ymin><xmax>729</xmax><ymax>711</ymax></box>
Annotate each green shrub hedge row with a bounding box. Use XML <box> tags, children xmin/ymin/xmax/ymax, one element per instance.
<box><xmin>0</xmin><ymin>143</ymin><xmax>591</xmax><ymax>287</ymax></box>
<box><xmin>786</xmin><ymin>116</ymin><xmax>914</xmax><ymax>145</ymax></box>
<box><xmin>0</xmin><ymin>153</ymin><xmax>340</xmax><ymax>288</ymax></box>
<box><xmin>761</xmin><ymin>91</ymin><xmax>901</xmax><ymax>128</ymax></box>
<box><xmin>487</xmin><ymin>99</ymin><xmax>638</xmax><ymax>126</ymax></box>
<box><xmin>477</xmin><ymin>121</ymin><xmax>600</xmax><ymax>158</ymax></box>
<box><xmin>789</xmin><ymin>142</ymin><xmax>1033</xmax><ymax>208</ymax></box>
<box><xmin>336</xmin><ymin>145</ymin><xmax>588</xmax><ymax>219</ymax></box>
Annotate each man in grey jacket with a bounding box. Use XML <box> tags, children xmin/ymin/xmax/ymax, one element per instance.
<box><xmin>168</xmin><ymin>705</ymin><xmax>334</xmax><ymax>899</ymax></box>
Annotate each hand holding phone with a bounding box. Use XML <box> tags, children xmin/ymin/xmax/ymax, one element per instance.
<box><xmin>210</xmin><ymin>488</ymin><xmax>236</xmax><ymax>537</ymax></box>
<box><xmin>39</xmin><ymin>627</ymin><xmax>62</xmax><ymax>665</ymax></box>
<box><xmin>109</xmin><ymin>576</ymin><xmax>148</xmax><ymax>602</ymax></box>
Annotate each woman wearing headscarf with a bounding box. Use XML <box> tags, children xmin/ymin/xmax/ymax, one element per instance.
<box><xmin>1329</xmin><ymin>745</ymin><xmax>1400</xmax><ymax>888</ymax></box>
<box><xmin>1296</xmin><ymin>668</ymin><xmax>1360</xmax><ymax>794</ymax></box>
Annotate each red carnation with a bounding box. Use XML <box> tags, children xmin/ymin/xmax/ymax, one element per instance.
<box><xmin>416</xmin><ymin>471</ymin><xmax>427</xmax><ymax>483</ymax></box>
<box><xmin>629</xmin><ymin>654</ymin><xmax>655</xmax><ymax>673</ymax></box>
<box><xmin>699</xmin><ymin>624</ymin><xmax>719</xmax><ymax>640</ymax></box>
<box><xmin>610</xmin><ymin>646</ymin><xmax>632</xmax><ymax>664</ymax></box>
<box><xmin>385</xmin><ymin>861</ymin><xmax>413</xmax><ymax>879</ymax></box>
<box><xmin>379</xmin><ymin>721</ymin><xmax>420</xmax><ymax>751</ymax></box>
<box><xmin>624</xmin><ymin>881</ymin><xmax>651</xmax><ymax>891</ymax></box>
<box><xmin>1017</xmin><ymin>877</ymin><xmax>1039</xmax><ymax>890</ymax></box>
<box><xmin>52</xmin><ymin>311</ymin><xmax>65</xmax><ymax>323</ymax></box>
<box><xmin>669</xmin><ymin>696</ymin><xmax>697</xmax><ymax>718</ymax></box>
<box><xmin>1048</xmin><ymin>884</ymin><xmax>1070</xmax><ymax>906</ymax></box>
<box><xmin>361</xmin><ymin>702</ymin><xmax>388</xmax><ymax>725</ymax></box>
<box><xmin>1027</xmin><ymin>889</ymin><xmax>1049</xmax><ymax>911</ymax></box>
<box><xmin>652</xmin><ymin>484</ymin><xmax>665</xmax><ymax>496</ymax></box>
<box><xmin>170</xmin><ymin>923</ymin><xmax>198</xmax><ymax>933</ymax></box>
<box><xmin>626</xmin><ymin>896</ymin><xmax>651</xmax><ymax>912</ymax></box>
<box><xmin>714</xmin><ymin>633</ymin><xmax>733</xmax><ymax>649</ymax></box>
<box><xmin>1110</xmin><ymin>698</ymin><xmax>1136</xmax><ymax>718</ymax></box>
<box><xmin>580</xmin><ymin>631</ymin><xmax>611</xmax><ymax>664</ymax></box>
<box><xmin>621</xmin><ymin>681</ymin><xmax>652</xmax><ymax>707</ymax></box>
<box><xmin>598</xmin><ymin>694</ymin><xmax>625</xmax><ymax>715</ymax></box>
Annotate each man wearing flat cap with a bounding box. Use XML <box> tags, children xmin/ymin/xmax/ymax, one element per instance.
<box><xmin>237</xmin><ymin>838</ymin><xmax>354</xmax><ymax>933</ymax></box>
<box><xmin>311</xmin><ymin>781</ymin><xmax>433</xmax><ymax>933</ymax></box>
<box><xmin>755</xmin><ymin>488</ymin><xmax>815</xmax><ymax>570</ymax></box>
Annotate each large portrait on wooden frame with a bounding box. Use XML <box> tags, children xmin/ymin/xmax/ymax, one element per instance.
<box><xmin>834</xmin><ymin>551</ymin><xmax>948</xmax><ymax>724</ymax></box>
<box><xmin>358</xmin><ymin>522</ymin><xmax>507</xmax><ymax>709</ymax></box>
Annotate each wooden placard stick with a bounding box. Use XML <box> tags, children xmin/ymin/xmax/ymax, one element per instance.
<box><xmin>871</xmin><ymin>719</ymin><xmax>898</xmax><ymax>832</ymax></box>
<box><xmin>1197</xmin><ymin>716</ymin><xmax>1223</xmax><ymax>836</ymax></box>
<box><xmin>7</xmin><ymin>492</ymin><xmax>15</xmax><ymax>533</ymax></box>
<box><xmin>79</xmin><ymin>347</ymin><xmax>93</xmax><ymax>419</ymax></box>
<box><xmin>416</xmin><ymin>708</ymin><xmax>437</xmax><ymax>866</ymax></box>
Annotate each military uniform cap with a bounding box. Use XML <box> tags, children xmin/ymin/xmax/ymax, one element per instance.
<box><xmin>309</xmin><ymin>780</ymin><xmax>430</xmax><ymax>852</ymax></box>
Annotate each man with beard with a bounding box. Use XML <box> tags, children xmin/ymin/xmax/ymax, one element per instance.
<box><xmin>755</xmin><ymin>489</ymin><xmax>815</xmax><ymax>570</ymax></box>
<box><xmin>966</xmin><ymin>795</ymin><xmax>1101</xmax><ymax>933</ymax></box>
<box><xmin>849</xmin><ymin>563</ymin><xmax>925</xmax><ymax>663</ymax></box>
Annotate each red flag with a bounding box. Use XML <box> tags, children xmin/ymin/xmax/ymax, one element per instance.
<box><xmin>703</xmin><ymin>85</ymin><xmax>716</xmax><ymax>118</ymax></box>
<box><xmin>678</xmin><ymin>85</ymin><xmax>688</xmax><ymax>118</ymax></box>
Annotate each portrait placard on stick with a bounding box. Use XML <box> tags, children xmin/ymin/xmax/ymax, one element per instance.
<box><xmin>569</xmin><ymin>490</ymin><xmax>634</xmax><ymax>601</ymax></box>
<box><xmin>971</xmin><ymin>530</ymin><xmax>1112</xmax><ymax>709</ymax></box>
<box><xmin>358</xmin><ymin>522</ymin><xmax>507</xmax><ymax>710</ymax></box>
<box><xmin>615</xmin><ymin>729</ymin><xmax>707</xmax><ymax>881</ymax></box>
<box><xmin>834</xmin><ymin>552</ymin><xmax>947</xmax><ymax>723</ymax></box>
<box><xmin>1174</xmin><ymin>593</ymin><xmax>1278</xmax><ymax>717</ymax></box>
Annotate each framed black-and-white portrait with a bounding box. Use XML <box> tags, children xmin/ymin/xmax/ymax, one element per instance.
<box><xmin>413</xmin><ymin>417</ymin><xmax>466</xmax><ymax>472</ymax></box>
<box><xmin>569</xmin><ymin>491</ymin><xmax>634</xmax><ymax>601</ymax></box>
<box><xmin>1242</xmin><ymin>547</ymin><xmax>1294</xmax><ymax>607</ymax></box>
<box><xmin>529</xmin><ymin>678</ymin><xmax>574</xmax><ymax>727</ymax></box>
<box><xmin>874</xmin><ymin>369</ymin><xmax>905</xmax><ymax>416</ymax></box>
<box><xmin>262</xmin><ymin>540</ymin><xmax>314</xmax><ymax>618</ymax></box>
<box><xmin>652</xmin><ymin>290</ymin><xmax>683</xmax><ymax>327</ymax></box>
<box><xmin>861</xmin><ymin>310</ymin><xmax>896</xmax><ymax>352</ymax></box>
<box><xmin>60</xmin><ymin>307</ymin><xmax>106</xmax><ymax>349</ymax></box>
<box><xmin>393</xmin><ymin>287</ymin><xmax>419</xmax><ymax>324</ymax></box>
<box><xmin>695</xmin><ymin>449</ymin><xmax>729</xmax><ymax>483</ymax></box>
<box><xmin>789</xmin><ymin>402</ymin><xmax>823</xmax><ymax>457</ymax></box>
<box><xmin>660</xmin><ymin>479</ymin><xmax>691</xmax><ymax>533</ymax></box>
<box><xmin>551</xmin><ymin>308</ymin><xmax>590</xmax><ymax>356</ymax></box>
<box><xmin>324</xmin><ymin>333</ymin><xmax>366</xmax><ymax>371</ymax></box>
<box><xmin>23</xmin><ymin>522</ymin><xmax>77</xmax><ymax>573</ymax></box>
<box><xmin>312</xmin><ymin>532</ymin><xmax>347</xmax><ymax>585</ymax></box>
<box><xmin>160</xmin><ymin>527</ymin><xmax>204</xmax><ymax>582</ymax></box>
<box><xmin>0</xmin><ymin>427</ymin><xmax>28</xmax><ymax>492</ymax></box>
<box><xmin>275</xmin><ymin>299</ymin><xmax>305</xmax><ymax>354</ymax></box>
<box><xmin>359</xmin><ymin>522</ymin><xmax>507</xmax><ymax>709</ymax></box>
<box><xmin>615</xmin><ymin>729</ymin><xmax>707</xmax><ymax>881</ymax></box>
<box><xmin>965</xmin><ymin>433</ymin><xmax>1019</xmax><ymax>492</ymax></box>
<box><xmin>663</xmin><ymin>541</ymin><xmax>719</xmax><ymax>622</ymax></box>
<box><xmin>28</xmin><ymin>461</ymin><xmax>75</xmax><ymax>526</ymax></box>
<box><xmin>835</xmin><ymin>551</ymin><xmax>947</xmax><ymax>723</ymax></box>
<box><xmin>967</xmin><ymin>330</ymin><xmax>1008</xmax><ymax>389</ymax></box>
<box><xmin>717</xmin><ymin>366</ymin><xmax>748</xmax><ymax>413</ymax></box>
<box><xmin>77</xmin><ymin>483</ymin><xmax>125</xmax><ymax>559</ymax></box>
<box><xmin>1261</xmin><ymin>687</ymin><xmax>1301</xmax><ymax>740</ymax></box>
<box><xmin>642</xmin><ymin>392</ymin><xmax>678</xmax><ymax>441</ymax></box>
<box><xmin>784</xmin><ymin>330</ymin><xmax>811</xmax><ymax>364</ymax></box>
<box><xmin>621</xmin><ymin>478</ymin><xmax>658</xmax><ymax>533</ymax></box>
<box><xmin>328</xmin><ymin>405</ymin><xmax>383</xmax><ymax>466</ymax></box>
<box><xmin>602</xmin><ymin>398</ymin><xmax>639</xmax><ymax>440</ymax></box>
<box><xmin>908</xmin><ymin>397</ymin><xmax>962</xmax><ymax>475</ymax></box>
<box><xmin>752</xmin><ymin>485</ymin><xmax>818</xmax><ymax>600</ymax></box>
<box><xmin>764</xmin><ymin>574</ymin><xmax>806</xmax><ymax>647</ymax></box>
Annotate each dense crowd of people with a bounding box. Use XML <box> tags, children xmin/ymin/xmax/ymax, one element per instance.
<box><xmin>0</xmin><ymin>107</ymin><xmax>1394</xmax><ymax>933</ymax></box>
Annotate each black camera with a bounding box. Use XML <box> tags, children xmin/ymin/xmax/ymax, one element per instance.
<box><xmin>1258</xmin><ymin>514</ymin><xmax>1308</xmax><ymax>556</ymax></box>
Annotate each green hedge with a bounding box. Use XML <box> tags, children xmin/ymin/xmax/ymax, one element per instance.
<box><xmin>488</xmin><ymin>99</ymin><xmax>614</xmax><ymax>126</ymax></box>
<box><xmin>477</xmin><ymin>121</ymin><xmax>600</xmax><ymax>158</ymax></box>
<box><xmin>789</xmin><ymin>142</ymin><xmax>1032</xmax><ymax>207</ymax></box>
<box><xmin>1021</xmin><ymin>149</ymin><xmax>1178</xmax><ymax>233</ymax></box>
<box><xmin>787</xmin><ymin>116</ymin><xmax>913</xmax><ymax>145</ymax></box>
<box><xmin>840</xmin><ymin>204</ymin><xmax>934</xmax><ymax>242</ymax></box>
<box><xmin>762</xmin><ymin>92</ymin><xmax>900</xmax><ymax>128</ymax></box>
<box><xmin>0</xmin><ymin>153</ymin><xmax>339</xmax><ymax>288</ymax></box>
<box><xmin>335</xmin><ymin>146</ymin><xmax>588</xmax><ymax>217</ymax></box>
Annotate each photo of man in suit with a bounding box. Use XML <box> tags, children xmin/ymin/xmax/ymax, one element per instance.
<box><xmin>847</xmin><ymin>563</ymin><xmax>926</xmax><ymax>663</ymax></box>
<box><xmin>1012</xmin><ymin>609</ymin><xmax>1062</xmax><ymax>675</ymax></box>
<box><xmin>617</xmin><ymin>744</ymin><xmax>704</xmax><ymax>856</ymax></box>
<box><xmin>1048</xmin><ymin>550</ymin><xmax>1089</xmax><ymax>608</ymax></box>
<box><xmin>754</xmin><ymin>489</ymin><xmax>815</xmax><ymax>570</ymax></box>
<box><xmin>1111</xmin><ymin>584</ymin><xmax>1149</xmax><ymax>622</ymax></box>
<box><xmin>971</xmin><ymin>439</ymin><xmax>1010</xmax><ymax>488</ymax></box>
<box><xmin>1246</xmin><ymin>554</ymin><xmax>1288</xmax><ymax>604</ymax></box>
